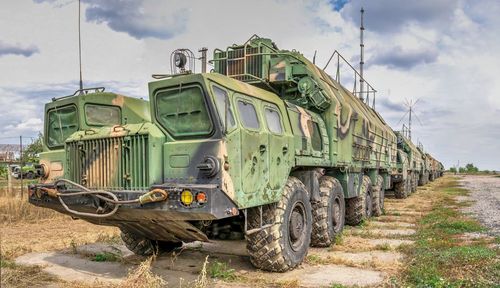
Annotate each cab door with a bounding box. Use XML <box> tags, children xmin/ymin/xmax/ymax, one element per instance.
<box><xmin>234</xmin><ymin>94</ymin><xmax>269</xmax><ymax>197</ymax></box>
<box><xmin>262</xmin><ymin>103</ymin><xmax>292</xmax><ymax>191</ymax></box>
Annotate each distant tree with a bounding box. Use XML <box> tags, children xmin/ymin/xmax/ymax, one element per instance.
<box><xmin>449</xmin><ymin>167</ymin><xmax>457</xmax><ymax>173</ymax></box>
<box><xmin>465</xmin><ymin>163</ymin><xmax>479</xmax><ymax>173</ymax></box>
<box><xmin>459</xmin><ymin>167</ymin><xmax>466</xmax><ymax>173</ymax></box>
<box><xmin>22</xmin><ymin>133</ymin><xmax>43</xmax><ymax>163</ymax></box>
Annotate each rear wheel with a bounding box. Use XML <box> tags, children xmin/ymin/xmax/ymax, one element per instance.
<box><xmin>346</xmin><ymin>175</ymin><xmax>372</xmax><ymax>225</ymax></box>
<box><xmin>246</xmin><ymin>177</ymin><xmax>312</xmax><ymax>272</ymax></box>
<box><xmin>394</xmin><ymin>178</ymin><xmax>408</xmax><ymax>199</ymax></box>
<box><xmin>310</xmin><ymin>176</ymin><xmax>345</xmax><ymax>247</ymax></box>
<box><xmin>412</xmin><ymin>174</ymin><xmax>418</xmax><ymax>192</ymax></box>
<box><xmin>372</xmin><ymin>175</ymin><xmax>385</xmax><ymax>216</ymax></box>
<box><xmin>121</xmin><ymin>229</ymin><xmax>182</xmax><ymax>256</ymax></box>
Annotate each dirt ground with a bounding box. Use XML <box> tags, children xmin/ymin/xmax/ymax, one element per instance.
<box><xmin>1</xmin><ymin>179</ymin><xmax>452</xmax><ymax>288</ymax></box>
<box><xmin>458</xmin><ymin>175</ymin><xmax>500</xmax><ymax>236</ymax></box>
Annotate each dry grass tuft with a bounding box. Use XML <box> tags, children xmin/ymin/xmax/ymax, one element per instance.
<box><xmin>0</xmin><ymin>183</ymin><xmax>62</xmax><ymax>223</ymax></box>
<box><xmin>192</xmin><ymin>255</ymin><xmax>210</xmax><ymax>288</ymax></box>
<box><xmin>122</xmin><ymin>255</ymin><xmax>166</xmax><ymax>288</ymax></box>
<box><xmin>0</xmin><ymin>260</ymin><xmax>58</xmax><ymax>287</ymax></box>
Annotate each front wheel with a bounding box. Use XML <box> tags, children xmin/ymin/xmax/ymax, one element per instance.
<box><xmin>246</xmin><ymin>177</ymin><xmax>312</xmax><ymax>272</ymax></box>
<box><xmin>121</xmin><ymin>229</ymin><xmax>182</xmax><ymax>256</ymax></box>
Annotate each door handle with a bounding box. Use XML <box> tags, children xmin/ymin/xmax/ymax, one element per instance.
<box><xmin>259</xmin><ymin>145</ymin><xmax>267</xmax><ymax>153</ymax></box>
<box><xmin>282</xmin><ymin>146</ymin><xmax>288</xmax><ymax>154</ymax></box>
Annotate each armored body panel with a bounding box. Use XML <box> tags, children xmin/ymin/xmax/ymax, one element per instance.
<box><xmin>213</xmin><ymin>36</ymin><xmax>398</xmax><ymax>196</ymax></box>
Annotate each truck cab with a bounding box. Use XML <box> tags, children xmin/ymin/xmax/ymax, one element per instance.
<box><xmin>38</xmin><ymin>88</ymin><xmax>150</xmax><ymax>182</ymax></box>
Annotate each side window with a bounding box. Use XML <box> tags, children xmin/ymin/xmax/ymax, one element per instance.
<box><xmin>212</xmin><ymin>86</ymin><xmax>236</xmax><ymax>130</ymax></box>
<box><xmin>237</xmin><ymin>100</ymin><xmax>260</xmax><ymax>130</ymax></box>
<box><xmin>47</xmin><ymin>105</ymin><xmax>78</xmax><ymax>148</ymax></box>
<box><xmin>264</xmin><ymin>106</ymin><xmax>283</xmax><ymax>134</ymax></box>
<box><xmin>309</xmin><ymin>120</ymin><xmax>322</xmax><ymax>151</ymax></box>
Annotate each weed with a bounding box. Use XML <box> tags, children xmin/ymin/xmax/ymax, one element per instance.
<box><xmin>306</xmin><ymin>254</ymin><xmax>322</xmax><ymax>265</ymax></box>
<box><xmin>334</xmin><ymin>232</ymin><xmax>344</xmax><ymax>245</ymax></box>
<box><xmin>374</xmin><ymin>243</ymin><xmax>392</xmax><ymax>251</ymax></box>
<box><xmin>193</xmin><ymin>256</ymin><xmax>209</xmax><ymax>288</ymax></box>
<box><xmin>208</xmin><ymin>260</ymin><xmax>237</xmax><ymax>281</ymax></box>
<box><xmin>92</xmin><ymin>252</ymin><xmax>121</xmax><ymax>262</ymax></box>
<box><xmin>122</xmin><ymin>255</ymin><xmax>166</xmax><ymax>288</ymax></box>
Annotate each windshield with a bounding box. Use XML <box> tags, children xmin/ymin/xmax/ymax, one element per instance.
<box><xmin>85</xmin><ymin>104</ymin><xmax>121</xmax><ymax>126</ymax></box>
<box><xmin>47</xmin><ymin>105</ymin><xmax>78</xmax><ymax>148</ymax></box>
<box><xmin>156</xmin><ymin>85</ymin><xmax>213</xmax><ymax>137</ymax></box>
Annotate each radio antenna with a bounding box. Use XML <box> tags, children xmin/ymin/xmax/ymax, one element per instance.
<box><xmin>78</xmin><ymin>0</ymin><xmax>83</xmax><ymax>93</ymax></box>
<box><xmin>359</xmin><ymin>7</ymin><xmax>365</xmax><ymax>102</ymax></box>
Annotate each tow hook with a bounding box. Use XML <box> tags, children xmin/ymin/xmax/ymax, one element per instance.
<box><xmin>139</xmin><ymin>189</ymin><xmax>168</xmax><ymax>205</ymax></box>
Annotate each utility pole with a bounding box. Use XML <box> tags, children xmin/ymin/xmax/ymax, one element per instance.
<box><xmin>19</xmin><ymin>136</ymin><xmax>23</xmax><ymax>198</ymax></box>
<box><xmin>359</xmin><ymin>7</ymin><xmax>365</xmax><ymax>102</ymax></box>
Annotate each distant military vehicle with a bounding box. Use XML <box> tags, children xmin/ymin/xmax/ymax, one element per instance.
<box><xmin>29</xmin><ymin>36</ymin><xmax>442</xmax><ymax>272</ymax></box>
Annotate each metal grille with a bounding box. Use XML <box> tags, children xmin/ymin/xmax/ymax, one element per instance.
<box><xmin>216</xmin><ymin>47</ymin><xmax>263</xmax><ymax>82</ymax></box>
<box><xmin>67</xmin><ymin>135</ymin><xmax>149</xmax><ymax>190</ymax></box>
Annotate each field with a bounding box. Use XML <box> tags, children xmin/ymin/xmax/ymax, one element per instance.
<box><xmin>1</xmin><ymin>175</ymin><xmax>499</xmax><ymax>287</ymax></box>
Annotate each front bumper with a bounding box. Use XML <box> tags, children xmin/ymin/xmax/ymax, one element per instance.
<box><xmin>28</xmin><ymin>181</ymin><xmax>239</xmax><ymax>242</ymax></box>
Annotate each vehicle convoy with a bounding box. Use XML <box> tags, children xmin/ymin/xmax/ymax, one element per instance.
<box><xmin>35</xmin><ymin>87</ymin><xmax>151</xmax><ymax>184</ymax></box>
<box><xmin>29</xmin><ymin>36</ymin><xmax>442</xmax><ymax>272</ymax></box>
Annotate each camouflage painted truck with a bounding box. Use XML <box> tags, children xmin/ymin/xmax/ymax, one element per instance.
<box><xmin>426</xmin><ymin>153</ymin><xmax>440</xmax><ymax>181</ymax></box>
<box><xmin>390</xmin><ymin>130</ymin><xmax>423</xmax><ymax>198</ymax></box>
<box><xmin>30</xmin><ymin>36</ymin><xmax>403</xmax><ymax>272</ymax></box>
<box><xmin>417</xmin><ymin>143</ymin><xmax>430</xmax><ymax>186</ymax></box>
<box><xmin>35</xmin><ymin>87</ymin><xmax>150</xmax><ymax>183</ymax></box>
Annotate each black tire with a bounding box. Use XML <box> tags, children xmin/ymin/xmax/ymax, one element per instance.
<box><xmin>121</xmin><ymin>229</ymin><xmax>182</xmax><ymax>256</ymax></box>
<box><xmin>394</xmin><ymin>178</ymin><xmax>408</xmax><ymax>199</ymax></box>
<box><xmin>246</xmin><ymin>177</ymin><xmax>312</xmax><ymax>272</ymax></box>
<box><xmin>372</xmin><ymin>175</ymin><xmax>385</xmax><ymax>216</ymax></box>
<box><xmin>410</xmin><ymin>173</ymin><xmax>417</xmax><ymax>193</ymax></box>
<box><xmin>345</xmin><ymin>175</ymin><xmax>372</xmax><ymax>225</ymax></box>
<box><xmin>310</xmin><ymin>176</ymin><xmax>345</xmax><ymax>247</ymax></box>
<box><xmin>418</xmin><ymin>172</ymin><xmax>427</xmax><ymax>186</ymax></box>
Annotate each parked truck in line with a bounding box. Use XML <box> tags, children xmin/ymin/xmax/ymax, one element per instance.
<box><xmin>29</xmin><ymin>36</ymin><xmax>442</xmax><ymax>272</ymax></box>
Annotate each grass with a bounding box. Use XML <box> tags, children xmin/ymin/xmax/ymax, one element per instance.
<box><xmin>398</xmin><ymin>177</ymin><xmax>500</xmax><ymax>287</ymax></box>
<box><xmin>208</xmin><ymin>260</ymin><xmax>237</xmax><ymax>281</ymax></box>
<box><xmin>0</xmin><ymin>259</ymin><xmax>59</xmax><ymax>287</ymax></box>
<box><xmin>92</xmin><ymin>252</ymin><xmax>121</xmax><ymax>262</ymax></box>
<box><xmin>0</xmin><ymin>180</ymin><xmax>62</xmax><ymax>223</ymax></box>
<box><xmin>374</xmin><ymin>243</ymin><xmax>392</xmax><ymax>251</ymax></box>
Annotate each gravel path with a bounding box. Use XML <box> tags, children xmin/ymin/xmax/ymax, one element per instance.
<box><xmin>459</xmin><ymin>175</ymin><xmax>500</xmax><ymax>236</ymax></box>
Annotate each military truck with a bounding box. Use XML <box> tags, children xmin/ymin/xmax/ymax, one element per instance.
<box><xmin>391</xmin><ymin>129</ymin><xmax>422</xmax><ymax>198</ymax></box>
<box><xmin>417</xmin><ymin>143</ymin><xmax>429</xmax><ymax>186</ymax></box>
<box><xmin>30</xmin><ymin>36</ymin><xmax>430</xmax><ymax>272</ymax></box>
<box><xmin>36</xmin><ymin>87</ymin><xmax>150</xmax><ymax>183</ymax></box>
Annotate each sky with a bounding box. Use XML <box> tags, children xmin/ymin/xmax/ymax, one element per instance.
<box><xmin>0</xmin><ymin>0</ymin><xmax>499</xmax><ymax>170</ymax></box>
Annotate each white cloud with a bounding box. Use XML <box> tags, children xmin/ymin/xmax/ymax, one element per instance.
<box><xmin>0</xmin><ymin>0</ymin><xmax>499</xmax><ymax>170</ymax></box>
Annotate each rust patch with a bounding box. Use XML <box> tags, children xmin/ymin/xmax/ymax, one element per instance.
<box><xmin>111</xmin><ymin>94</ymin><xmax>125</xmax><ymax>107</ymax></box>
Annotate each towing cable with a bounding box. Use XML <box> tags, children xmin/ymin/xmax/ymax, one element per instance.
<box><xmin>38</xmin><ymin>179</ymin><xmax>168</xmax><ymax>218</ymax></box>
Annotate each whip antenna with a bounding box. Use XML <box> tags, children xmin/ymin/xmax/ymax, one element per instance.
<box><xmin>78</xmin><ymin>0</ymin><xmax>83</xmax><ymax>93</ymax></box>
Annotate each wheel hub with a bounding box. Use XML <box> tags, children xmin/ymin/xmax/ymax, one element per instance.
<box><xmin>288</xmin><ymin>202</ymin><xmax>306</xmax><ymax>251</ymax></box>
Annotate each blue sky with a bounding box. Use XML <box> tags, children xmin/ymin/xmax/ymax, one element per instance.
<box><xmin>1</xmin><ymin>0</ymin><xmax>499</xmax><ymax>170</ymax></box>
